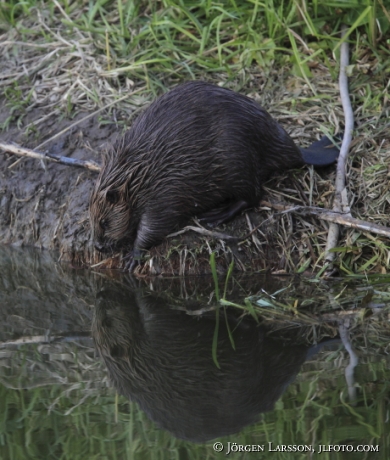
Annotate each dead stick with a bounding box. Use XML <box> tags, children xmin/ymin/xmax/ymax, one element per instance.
<box><xmin>319</xmin><ymin>213</ymin><xmax>390</xmax><ymax>237</ymax></box>
<box><xmin>168</xmin><ymin>225</ymin><xmax>238</xmax><ymax>241</ymax></box>
<box><xmin>0</xmin><ymin>142</ymin><xmax>102</xmax><ymax>172</ymax></box>
<box><xmin>261</xmin><ymin>201</ymin><xmax>390</xmax><ymax>239</ymax></box>
<box><xmin>1</xmin><ymin>88</ymin><xmax>146</xmax><ymax>169</ymax></box>
<box><xmin>170</xmin><ymin>202</ymin><xmax>390</xmax><ymax>243</ymax></box>
<box><xmin>324</xmin><ymin>25</ymin><xmax>354</xmax><ymax>267</ymax></box>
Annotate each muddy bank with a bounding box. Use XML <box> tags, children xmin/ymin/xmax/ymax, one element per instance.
<box><xmin>0</xmin><ymin>106</ymin><xmax>117</xmax><ymax>266</ymax></box>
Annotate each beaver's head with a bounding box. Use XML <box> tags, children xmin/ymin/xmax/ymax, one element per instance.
<box><xmin>92</xmin><ymin>287</ymin><xmax>136</xmax><ymax>359</ymax></box>
<box><xmin>89</xmin><ymin>151</ymin><xmax>134</xmax><ymax>252</ymax></box>
<box><xmin>90</xmin><ymin>189</ymin><xmax>132</xmax><ymax>252</ymax></box>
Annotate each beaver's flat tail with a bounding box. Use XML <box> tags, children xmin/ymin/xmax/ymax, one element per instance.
<box><xmin>300</xmin><ymin>135</ymin><xmax>340</xmax><ymax>166</ymax></box>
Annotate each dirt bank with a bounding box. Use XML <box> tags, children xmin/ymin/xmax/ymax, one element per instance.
<box><xmin>0</xmin><ymin>104</ymin><xmax>119</xmax><ymax>266</ymax></box>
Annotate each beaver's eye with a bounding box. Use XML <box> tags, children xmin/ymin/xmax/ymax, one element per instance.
<box><xmin>100</xmin><ymin>219</ymin><xmax>108</xmax><ymax>230</ymax></box>
<box><xmin>106</xmin><ymin>190</ymin><xmax>119</xmax><ymax>204</ymax></box>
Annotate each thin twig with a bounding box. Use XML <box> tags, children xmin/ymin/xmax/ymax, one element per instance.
<box><xmin>261</xmin><ymin>201</ymin><xmax>390</xmax><ymax>238</ymax></box>
<box><xmin>339</xmin><ymin>320</ymin><xmax>358</xmax><ymax>404</ymax></box>
<box><xmin>169</xmin><ymin>201</ymin><xmax>390</xmax><ymax>245</ymax></box>
<box><xmin>168</xmin><ymin>224</ymin><xmax>238</xmax><ymax>241</ymax></box>
<box><xmin>324</xmin><ymin>24</ymin><xmax>354</xmax><ymax>269</ymax></box>
<box><xmin>0</xmin><ymin>142</ymin><xmax>102</xmax><ymax>172</ymax></box>
<box><xmin>0</xmin><ymin>332</ymin><xmax>92</xmax><ymax>347</ymax></box>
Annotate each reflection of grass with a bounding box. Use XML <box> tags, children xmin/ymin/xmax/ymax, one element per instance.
<box><xmin>213</xmin><ymin>271</ymin><xmax>390</xmax><ymax>348</ymax></box>
<box><xmin>1</xmin><ymin>343</ymin><xmax>388</xmax><ymax>459</ymax></box>
<box><xmin>210</xmin><ymin>252</ymin><xmax>236</xmax><ymax>367</ymax></box>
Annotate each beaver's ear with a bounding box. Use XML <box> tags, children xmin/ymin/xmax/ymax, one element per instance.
<box><xmin>106</xmin><ymin>190</ymin><xmax>120</xmax><ymax>204</ymax></box>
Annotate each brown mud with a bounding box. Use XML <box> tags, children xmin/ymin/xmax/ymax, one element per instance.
<box><xmin>0</xmin><ymin>102</ymin><xmax>118</xmax><ymax>267</ymax></box>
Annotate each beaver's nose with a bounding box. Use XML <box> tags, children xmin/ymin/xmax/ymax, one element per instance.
<box><xmin>94</xmin><ymin>242</ymin><xmax>106</xmax><ymax>252</ymax></box>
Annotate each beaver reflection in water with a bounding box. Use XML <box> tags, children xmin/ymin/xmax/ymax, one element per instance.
<box><xmin>92</xmin><ymin>284</ymin><xmax>328</xmax><ymax>442</ymax></box>
<box><xmin>90</xmin><ymin>81</ymin><xmax>339</xmax><ymax>268</ymax></box>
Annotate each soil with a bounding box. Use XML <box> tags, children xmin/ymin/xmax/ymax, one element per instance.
<box><xmin>0</xmin><ymin>100</ymin><xmax>119</xmax><ymax>266</ymax></box>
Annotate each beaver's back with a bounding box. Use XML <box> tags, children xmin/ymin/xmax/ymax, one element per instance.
<box><xmin>118</xmin><ymin>81</ymin><xmax>303</xmax><ymax>213</ymax></box>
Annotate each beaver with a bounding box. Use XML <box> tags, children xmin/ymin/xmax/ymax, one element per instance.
<box><xmin>93</xmin><ymin>291</ymin><xmax>293</xmax><ymax>442</ymax></box>
<box><xmin>92</xmin><ymin>279</ymin><xmax>340</xmax><ymax>442</ymax></box>
<box><xmin>90</xmin><ymin>81</ymin><xmax>339</xmax><ymax>269</ymax></box>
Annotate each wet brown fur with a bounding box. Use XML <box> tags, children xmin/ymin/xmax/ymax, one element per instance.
<box><xmin>90</xmin><ymin>81</ymin><xmax>337</xmax><ymax>259</ymax></box>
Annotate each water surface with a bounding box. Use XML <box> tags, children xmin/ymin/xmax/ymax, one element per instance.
<box><xmin>1</xmin><ymin>247</ymin><xmax>389</xmax><ymax>459</ymax></box>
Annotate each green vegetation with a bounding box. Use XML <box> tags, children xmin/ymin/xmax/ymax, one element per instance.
<box><xmin>1</xmin><ymin>0</ymin><xmax>388</xmax><ymax>89</ymax></box>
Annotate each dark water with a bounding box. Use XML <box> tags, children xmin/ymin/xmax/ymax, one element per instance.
<box><xmin>0</xmin><ymin>246</ymin><xmax>389</xmax><ymax>459</ymax></box>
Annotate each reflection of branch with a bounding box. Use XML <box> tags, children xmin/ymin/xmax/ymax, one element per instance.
<box><xmin>324</xmin><ymin>24</ymin><xmax>354</xmax><ymax>269</ymax></box>
<box><xmin>0</xmin><ymin>142</ymin><xmax>101</xmax><ymax>172</ymax></box>
<box><xmin>0</xmin><ymin>332</ymin><xmax>92</xmax><ymax>347</ymax></box>
<box><xmin>339</xmin><ymin>320</ymin><xmax>358</xmax><ymax>405</ymax></box>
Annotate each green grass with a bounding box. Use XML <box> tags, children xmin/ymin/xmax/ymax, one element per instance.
<box><xmin>0</xmin><ymin>0</ymin><xmax>388</xmax><ymax>90</ymax></box>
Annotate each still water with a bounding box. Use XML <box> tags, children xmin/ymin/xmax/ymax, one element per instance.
<box><xmin>0</xmin><ymin>247</ymin><xmax>389</xmax><ymax>459</ymax></box>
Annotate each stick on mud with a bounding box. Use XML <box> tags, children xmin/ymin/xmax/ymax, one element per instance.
<box><xmin>0</xmin><ymin>142</ymin><xmax>102</xmax><ymax>172</ymax></box>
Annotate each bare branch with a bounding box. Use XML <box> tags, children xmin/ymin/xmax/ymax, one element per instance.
<box><xmin>168</xmin><ymin>224</ymin><xmax>238</xmax><ymax>241</ymax></box>
<box><xmin>0</xmin><ymin>142</ymin><xmax>102</xmax><ymax>172</ymax></box>
<box><xmin>261</xmin><ymin>201</ymin><xmax>390</xmax><ymax>239</ymax></box>
<box><xmin>324</xmin><ymin>24</ymin><xmax>355</xmax><ymax>269</ymax></box>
